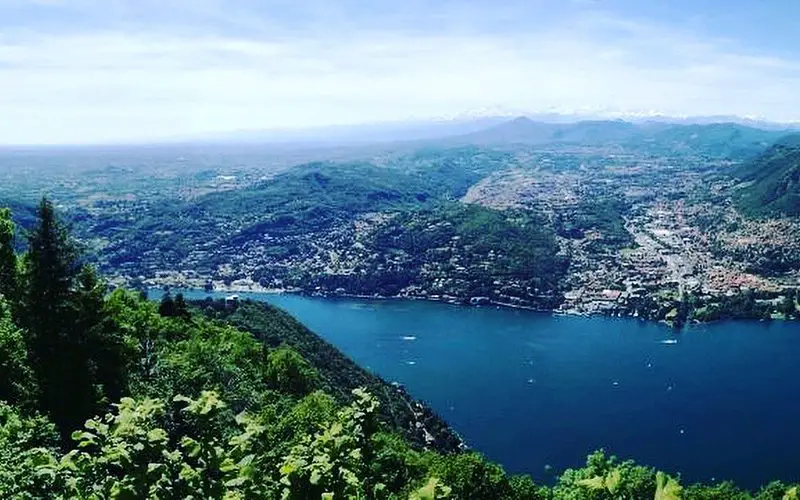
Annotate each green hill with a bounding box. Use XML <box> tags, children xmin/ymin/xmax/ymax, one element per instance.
<box><xmin>643</xmin><ymin>122</ymin><xmax>783</xmax><ymax>159</ymax></box>
<box><xmin>733</xmin><ymin>135</ymin><xmax>800</xmax><ymax>217</ymax></box>
<box><xmin>83</xmin><ymin>148</ymin><xmax>518</xmax><ymax>280</ymax></box>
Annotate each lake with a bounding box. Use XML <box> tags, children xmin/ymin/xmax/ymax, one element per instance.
<box><xmin>158</xmin><ymin>290</ymin><xmax>800</xmax><ymax>489</ymax></box>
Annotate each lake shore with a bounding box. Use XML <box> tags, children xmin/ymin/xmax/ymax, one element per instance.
<box><xmin>147</xmin><ymin>284</ymin><xmax>561</xmax><ymax>314</ymax></box>
<box><xmin>146</xmin><ymin>283</ymin><xmax>793</xmax><ymax>329</ymax></box>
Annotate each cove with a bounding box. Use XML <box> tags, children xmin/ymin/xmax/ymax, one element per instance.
<box><xmin>158</xmin><ymin>290</ymin><xmax>800</xmax><ymax>490</ymax></box>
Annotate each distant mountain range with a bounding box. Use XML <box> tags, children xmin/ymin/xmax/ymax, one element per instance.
<box><xmin>173</xmin><ymin>115</ymin><xmax>798</xmax><ymax>160</ymax></box>
<box><xmin>734</xmin><ymin>134</ymin><xmax>800</xmax><ymax>217</ymax></box>
<box><xmin>444</xmin><ymin>117</ymin><xmax>790</xmax><ymax>159</ymax></box>
<box><xmin>455</xmin><ymin>117</ymin><xmax>635</xmax><ymax>145</ymax></box>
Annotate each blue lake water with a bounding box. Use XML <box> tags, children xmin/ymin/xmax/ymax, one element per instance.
<box><xmin>161</xmin><ymin>290</ymin><xmax>800</xmax><ymax>489</ymax></box>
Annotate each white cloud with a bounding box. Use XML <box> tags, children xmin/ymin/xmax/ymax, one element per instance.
<box><xmin>1</xmin><ymin>4</ymin><xmax>800</xmax><ymax>144</ymax></box>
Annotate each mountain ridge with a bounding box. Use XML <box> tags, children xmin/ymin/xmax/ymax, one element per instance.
<box><xmin>93</xmin><ymin>113</ymin><xmax>800</xmax><ymax>149</ymax></box>
<box><xmin>444</xmin><ymin>116</ymin><xmax>787</xmax><ymax>159</ymax></box>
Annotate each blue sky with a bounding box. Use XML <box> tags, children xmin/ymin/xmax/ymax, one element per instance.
<box><xmin>1</xmin><ymin>0</ymin><xmax>800</xmax><ymax>144</ymax></box>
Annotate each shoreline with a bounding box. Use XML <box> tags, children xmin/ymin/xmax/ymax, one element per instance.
<box><xmin>144</xmin><ymin>284</ymin><xmax>677</xmax><ymax>325</ymax></box>
<box><xmin>145</xmin><ymin>284</ymin><xmax>793</xmax><ymax>329</ymax></box>
<box><xmin>147</xmin><ymin>284</ymin><xmax>556</xmax><ymax>313</ymax></box>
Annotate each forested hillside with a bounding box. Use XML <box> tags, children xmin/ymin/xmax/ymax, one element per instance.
<box><xmin>80</xmin><ymin>150</ymin><xmax>506</xmax><ymax>272</ymax></box>
<box><xmin>305</xmin><ymin>203</ymin><xmax>567</xmax><ymax>307</ymax></box>
<box><xmin>2</xmin><ymin>203</ymin><xmax>800</xmax><ymax>498</ymax></box>
<box><xmin>734</xmin><ymin>135</ymin><xmax>800</xmax><ymax>217</ymax></box>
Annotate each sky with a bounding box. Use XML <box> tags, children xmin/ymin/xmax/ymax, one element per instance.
<box><xmin>2</xmin><ymin>0</ymin><xmax>800</xmax><ymax>144</ymax></box>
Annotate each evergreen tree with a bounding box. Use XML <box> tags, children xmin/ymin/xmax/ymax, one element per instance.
<box><xmin>0</xmin><ymin>208</ymin><xmax>17</xmax><ymax>305</ymax></box>
<box><xmin>74</xmin><ymin>265</ymin><xmax>130</xmax><ymax>405</ymax></box>
<box><xmin>159</xmin><ymin>291</ymin><xmax>192</xmax><ymax>320</ymax></box>
<box><xmin>158</xmin><ymin>292</ymin><xmax>176</xmax><ymax>317</ymax></box>
<box><xmin>23</xmin><ymin>198</ymin><xmax>91</xmax><ymax>437</ymax></box>
<box><xmin>23</xmin><ymin>199</ymin><xmax>78</xmax><ymax>330</ymax></box>
<box><xmin>173</xmin><ymin>293</ymin><xmax>191</xmax><ymax>320</ymax></box>
<box><xmin>0</xmin><ymin>299</ymin><xmax>37</xmax><ymax>407</ymax></box>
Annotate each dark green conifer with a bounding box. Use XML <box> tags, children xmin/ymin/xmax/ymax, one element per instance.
<box><xmin>22</xmin><ymin>198</ymin><xmax>92</xmax><ymax>437</ymax></box>
<box><xmin>74</xmin><ymin>265</ymin><xmax>130</xmax><ymax>405</ymax></box>
<box><xmin>0</xmin><ymin>298</ymin><xmax>37</xmax><ymax>407</ymax></box>
<box><xmin>158</xmin><ymin>292</ymin><xmax>176</xmax><ymax>317</ymax></box>
<box><xmin>173</xmin><ymin>293</ymin><xmax>191</xmax><ymax>320</ymax></box>
<box><xmin>0</xmin><ymin>208</ymin><xmax>18</xmax><ymax>306</ymax></box>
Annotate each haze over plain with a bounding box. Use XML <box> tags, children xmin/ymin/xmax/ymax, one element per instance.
<box><xmin>2</xmin><ymin>0</ymin><xmax>800</xmax><ymax>144</ymax></box>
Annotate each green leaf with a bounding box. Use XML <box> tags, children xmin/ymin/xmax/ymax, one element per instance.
<box><xmin>279</xmin><ymin>462</ymin><xmax>297</xmax><ymax>477</ymax></box>
<box><xmin>606</xmin><ymin>468</ymin><xmax>622</xmax><ymax>493</ymax></box>
<box><xmin>72</xmin><ymin>430</ymin><xmax>97</xmax><ymax>447</ymax></box>
<box><xmin>147</xmin><ymin>428</ymin><xmax>167</xmax><ymax>444</ymax></box>
<box><xmin>147</xmin><ymin>462</ymin><xmax>165</xmax><ymax>474</ymax></box>
<box><xmin>179</xmin><ymin>463</ymin><xmax>198</xmax><ymax>481</ymax></box>
<box><xmin>410</xmin><ymin>477</ymin><xmax>450</xmax><ymax>500</ymax></box>
<box><xmin>224</xmin><ymin>476</ymin><xmax>249</xmax><ymax>488</ymax></box>
<box><xmin>577</xmin><ymin>476</ymin><xmax>606</xmax><ymax>490</ymax></box>
<box><xmin>237</xmin><ymin>454</ymin><xmax>255</xmax><ymax>468</ymax></box>
<box><xmin>655</xmin><ymin>471</ymin><xmax>683</xmax><ymax>500</ymax></box>
<box><xmin>181</xmin><ymin>436</ymin><xmax>202</xmax><ymax>458</ymax></box>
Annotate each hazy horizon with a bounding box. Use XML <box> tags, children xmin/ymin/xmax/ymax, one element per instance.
<box><xmin>1</xmin><ymin>113</ymin><xmax>798</xmax><ymax>149</ymax></box>
<box><xmin>3</xmin><ymin>0</ymin><xmax>800</xmax><ymax>145</ymax></box>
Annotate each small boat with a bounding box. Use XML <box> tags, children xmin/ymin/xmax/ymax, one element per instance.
<box><xmin>402</xmin><ymin>335</ymin><xmax>417</xmax><ymax>341</ymax></box>
<box><xmin>659</xmin><ymin>339</ymin><xmax>678</xmax><ymax>345</ymax></box>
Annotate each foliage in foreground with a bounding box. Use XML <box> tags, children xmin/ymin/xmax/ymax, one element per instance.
<box><xmin>1</xmin><ymin>201</ymin><xmax>799</xmax><ymax>498</ymax></box>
